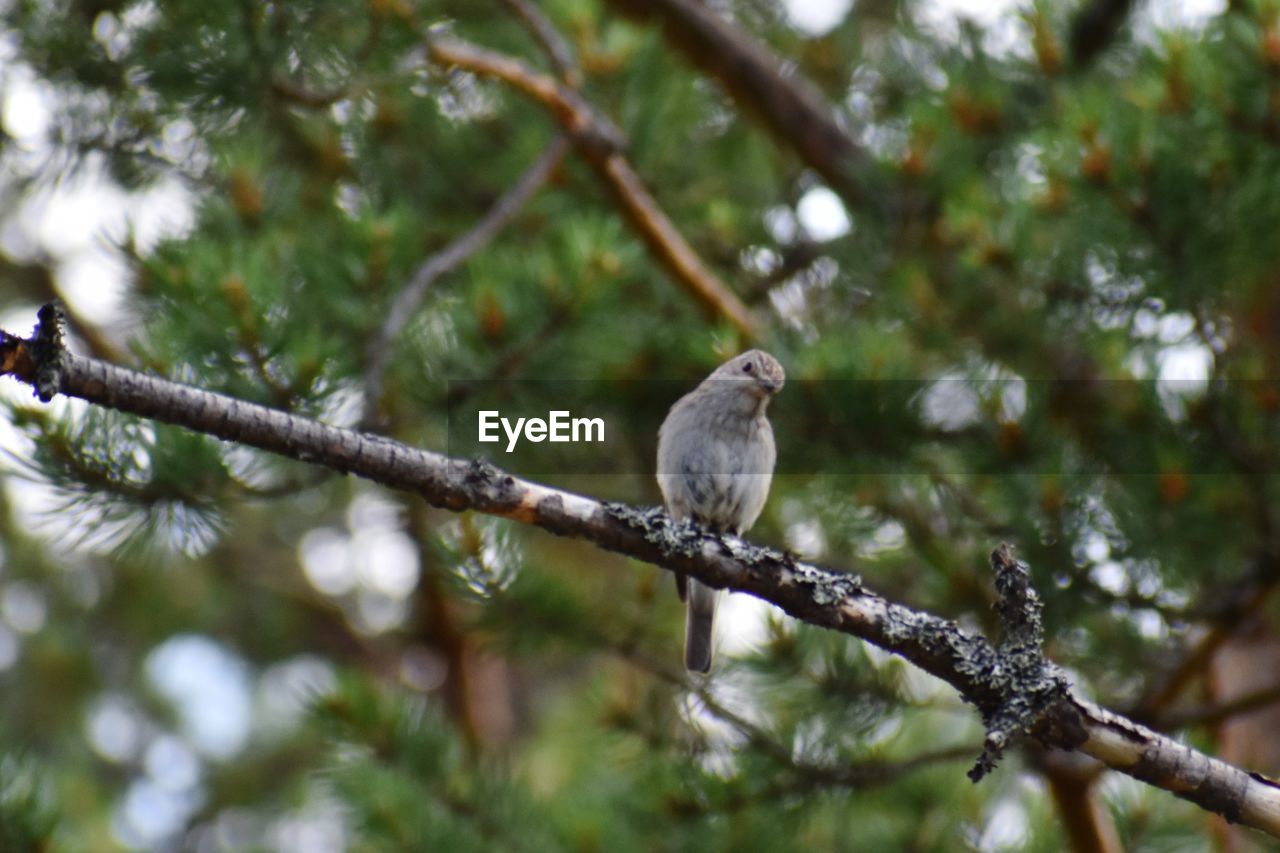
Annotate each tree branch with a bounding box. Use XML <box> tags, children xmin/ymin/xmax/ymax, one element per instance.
<box><xmin>606</xmin><ymin>0</ymin><xmax>872</xmax><ymax>207</ymax></box>
<box><xmin>1130</xmin><ymin>555</ymin><xmax>1279</xmax><ymax>725</ymax></box>
<box><xmin>4</xmin><ymin>306</ymin><xmax>1280</xmax><ymax>837</ymax></box>
<box><xmin>1163</xmin><ymin>683</ymin><xmax>1280</xmax><ymax>730</ymax></box>
<box><xmin>1033</xmin><ymin>746</ymin><xmax>1122</xmax><ymax>853</ymax></box>
<box><xmin>361</xmin><ymin>135</ymin><xmax>571</xmax><ymax>424</ymax></box>
<box><xmin>425</xmin><ymin>35</ymin><xmax>759</xmax><ymax>339</ymax></box>
<box><xmin>502</xmin><ymin>0</ymin><xmax>581</xmax><ymax>86</ymax></box>
<box><xmin>407</xmin><ymin>498</ymin><xmax>486</xmax><ymax>749</ymax></box>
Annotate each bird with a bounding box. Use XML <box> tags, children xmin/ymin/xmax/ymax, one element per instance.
<box><xmin>656</xmin><ymin>350</ymin><xmax>785</xmax><ymax>673</ymax></box>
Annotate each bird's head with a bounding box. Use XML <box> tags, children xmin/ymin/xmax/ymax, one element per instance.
<box><xmin>708</xmin><ymin>349</ymin><xmax>785</xmax><ymax>398</ymax></box>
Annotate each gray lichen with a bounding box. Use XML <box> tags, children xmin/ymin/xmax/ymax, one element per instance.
<box><xmin>606</xmin><ymin>502</ymin><xmax>863</xmax><ymax>608</ymax></box>
<box><xmin>967</xmin><ymin>545</ymin><xmax>1072</xmax><ymax>782</ymax></box>
<box><xmin>605</xmin><ymin>502</ymin><xmax>707</xmax><ymax>558</ymax></box>
<box><xmin>789</xmin><ymin>562</ymin><xmax>863</xmax><ymax>606</ymax></box>
<box><xmin>31</xmin><ymin>303</ymin><xmax>66</xmax><ymax>403</ymax></box>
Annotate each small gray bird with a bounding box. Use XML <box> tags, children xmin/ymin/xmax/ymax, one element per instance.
<box><xmin>657</xmin><ymin>350</ymin><xmax>785</xmax><ymax>673</ymax></box>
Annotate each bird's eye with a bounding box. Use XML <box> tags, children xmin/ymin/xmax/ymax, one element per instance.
<box><xmin>741</xmin><ymin>360</ymin><xmax>755</xmax><ymax>373</ymax></box>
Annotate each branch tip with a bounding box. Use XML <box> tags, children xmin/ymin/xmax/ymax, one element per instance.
<box><xmin>968</xmin><ymin>544</ymin><xmax>1071</xmax><ymax>782</ymax></box>
<box><xmin>30</xmin><ymin>303</ymin><xmax>67</xmax><ymax>403</ymax></box>
<box><xmin>991</xmin><ymin>542</ymin><xmax>1045</xmax><ymax>646</ymax></box>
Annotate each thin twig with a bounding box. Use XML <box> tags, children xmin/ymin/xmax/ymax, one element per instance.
<box><xmin>1129</xmin><ymin>555</ymin><xmax>1278</xmax><ymax>724</ymax></box>
<box><xmin>1034</xmin><ymin>747</ymin><xmax>1123</xmax><ymax>853</ymax></box>
<box><xmin>502</xmin><ymin>0</ymin><xmax>580</xmax><ymax>85</ymax></box>
<box><xmin>606</xmin><ymin>0</ymin><xmax>870</xmax><ymax>206</ymax></box>
<box><xmin>426</xmin><ymin>35</ymin><xmax>759</xmax><ymax>339</ymax></box>
<box><xmin>622</xmin><ymin>645</ymin><xmax>975</xmax><ymax>794</ymax></box>
<box><xmin>407</xmin><ymin>499</ymin><xmax>484</xmax><ymax>749</ymax></box>
<box><xmin>362</xmin><ymin>135</ymin><xmax>571</xmax><ymax>424</ymax></box>
<box><xmin>269</xmin><ymin>76</ymin><xmax>348</xmax><ymax>107</ymax></box>
<box><xmin>1162</xmin><ymin>682</ymin><xmax>1280</xmax><ymax>730</ymax></box>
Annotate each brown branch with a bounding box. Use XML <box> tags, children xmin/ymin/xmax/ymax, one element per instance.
<box><xmin>1028</xmin><ymin>746</ymin><xmax>1121</xmax><ymax>853</ymax></box>
<box><xmin>426</xmin><ymin>36</ymin><xmax>759</xmax><ymax>339</ymax></box>
<box><xmin>269</xmin><ymin>76</ymin><xmax>348</xmax><ymax>108</ymax></box>
<box><xmin>5</xmin><ymin>307</ymin><xmax>1280</xmax><ymax>837</ymax></box>
<box><xmin>407</xmin><ymin>499</ymin><xmax>485</xmax><ymax>750</ymax></box>
<box><xmin>361</xmin><ymin>135</ymin><xmax>571</xmax><ymax>423</ymax></box>
<box><xmin>425</xmin><ymin>35</ymin><xmax>626</xmax><ymax>157</ymax></box>
<box><xmin>502</xmin><ymin>0</ymin><xmax>581</xmax><ymax>86</ymax></box>
<box><xmin>1163</xmin><ymin>683</ymin><xmax>1280</xmax><ymax>730</ymax></box>
<box><xmin>1048</xmin><ymin>767</ymin><xmax>1121</xmax><ymax>852</ymax></box>
<box><xmin>606</xmin><ymin>0</ymin><xmax>871</xmax><ymax>207</ymax></box>
<box><xmin>1130</xmin><ymin>556</ymin><xmax>1279</xmax><ymax>725</ymax></box>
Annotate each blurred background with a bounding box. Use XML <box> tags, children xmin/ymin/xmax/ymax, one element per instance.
<box><xmin>1</xmin><ymin>0</ymin><xmax>1278</xmax><ymax>850</ymax></box>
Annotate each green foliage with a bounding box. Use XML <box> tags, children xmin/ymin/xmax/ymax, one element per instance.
<box><xmin>3</xmin><ymin>404</ymin><xmax>227</xmax><ymax>556</ymax></box>
<box><xmin>0</xmin><ymin>753</ymin><xmax>59</xmax><ymax>853</ymax></box>
<box><xmin>312</xmin><ymin>675</ymin><xmax>565</xmax><ymax>852</ymax></box>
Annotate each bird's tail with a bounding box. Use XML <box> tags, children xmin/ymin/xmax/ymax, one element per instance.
<box><xmin>684</xmin><ymin>579</ymin><xmax>719</xmax><ymax>673</ymax></box>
